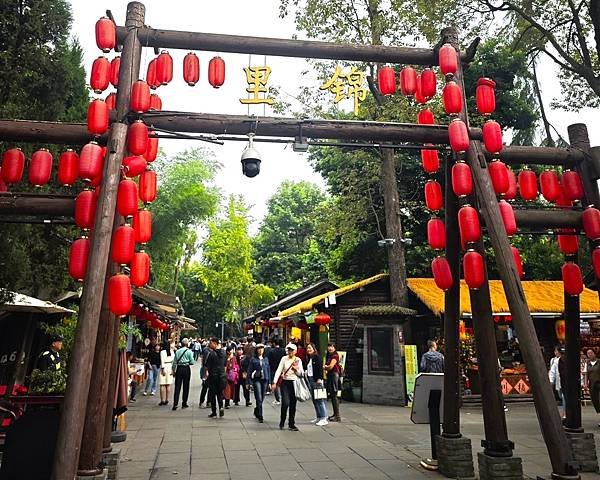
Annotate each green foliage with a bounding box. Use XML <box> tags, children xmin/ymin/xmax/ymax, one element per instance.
<box><xmin>119</xmin><ymin>322</ymin><xmax>143</xmax><ymax>350</ymax></box>
<box><xmin>28</xmin><ymin>368</ymin><xmax>67</xmax><ymax>395</ymax></box>
<box><xmin>40</xmin><ymin>314</ymin><xmax>78</xmax><ymax>368</ymax></box>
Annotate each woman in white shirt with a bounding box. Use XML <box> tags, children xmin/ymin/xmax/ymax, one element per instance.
<box><xmin>158</xmin><ymin>342</ymin><xmax>175</xmax><ymax>406</ymax></box>
<box><xmin>272</xmin><ymin>343</ymin><xmax>303</xmax><ymax>431</ymax></box>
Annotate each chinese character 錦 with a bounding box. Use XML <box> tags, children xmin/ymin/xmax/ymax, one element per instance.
<box><xmin>320</xmin><ymin>66</ymin><xmax>367</xmax><ymax>115</ymax></box>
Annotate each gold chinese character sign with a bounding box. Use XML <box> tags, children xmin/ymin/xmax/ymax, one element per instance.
<box><xmin>240</xmin><ymin>66</ymin><xmax>274</xmax><ymax>105</ymax></box>
<box><xmin>320</xmin><ymin>66</ymin><xmax>367</xmax><ymax>115</ymax></box>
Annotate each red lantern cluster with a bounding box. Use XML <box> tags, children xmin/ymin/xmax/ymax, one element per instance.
<box><xmin>557</xmin><ymin>231</ymin><xmax>578</xmax><ymax>256</ymax></box>
<box><xmin>400</xmin><ymin>67</ymin><xmax>417</xmax><ymax>96</ymax></box>
<box><xmin>156</xmin><ymin>51</ymin><xmax>173</xmax><ymax>86</ymax></box>
<box><xmin>498</xmin><ymin>200</ymin><xmax>517</xmax><ymax>237</ymax></box>
<box><xmin>133</xmin><ymin>209</ymin><xmax>152</xmax><ymax>244</ymax></box>
<box><xmin>421</xmin><ymin>149</ymin><xmax>440</xmax><ymax>174</ymax></box>
<box><xmin>208</xmin><ymin>56</ymin><xmax>226</xmax><ymax>88</ymax></box>
<box><xmin>108</xmin><ymin>273</ymin><xmax>132</xmax><ymax>316</ymax></box>
<box><xmin>110</xmin><ymin>57</ymin><xmax>120</xmax><ymax>87</ymax></box>
<box><xmin>482</xmin><ymin>120</ymin><xmax>503</xmax><ymax>154</ymax></box>
<box><xmin>582</xmin><ymin>207</ymin><xmax>600</xmax><ymax>241</ymax></box>
<box><xmin>427</xmin><ymin>218</ymin><xmax>446</xmax><ymax>251</ymax></box>
<box><xmin>111</xmin><ymin>225</ymin><xmax>135</xmax><ymax>265</ymax></box>
<box><xmin>505</xmin><ymin>168</ymin><xmax>517</xmax><ymax>201</ymax></box>
<box><xmin>79</xmin><ymin>142</ymin><xmax>104</xmax><ymax>182</ymax></box>
<box><xmin>117</xmin><ymin>179</ymin><xmax>138</xmax><ymax>217</ymax></box>
<box><xmin>131</xmin><ymin>252</ymin><xmax>150</xmax><ymax>287</ymax></box>
<box><xmin>128</xmin><ymin>120</ymin><xmax>148</xmax><ymax>156</ymax></box>
<box><xmin>488</xmin><ymin>160</ymin><xmax>509</xmax><ymax>195</ymax></box>
<box><xmin>74</xmin><ymin>190</ymin><xmax>97</xmax><ymax>231</ymax></box>
<box><xmin>139</xmin><ymin>169</ymin><xmax>157</xmax><ymax>203</ymax></box>
<box><xmin>511</xmin><ymin>246</ymin><xmax>524</xmax><ymax>279</ymax></box>
<box><xmin>1</xmin><ymin>148</ymin><xmax>25</xmax><ymax>185</ymax></box>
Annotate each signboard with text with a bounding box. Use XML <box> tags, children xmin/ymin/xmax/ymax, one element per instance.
<box><xmin>405</xmin><ymin>345</ymin><xmax>418</xmax><ymax>406</ymax></box>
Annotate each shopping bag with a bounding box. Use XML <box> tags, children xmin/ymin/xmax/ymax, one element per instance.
<box><xmin>294</xmin><ymin>377</ymin><xmax>312</xmax><ymax>402</ymax></box>
<box><xmin>313</xmin><ymin>386</ymin><xmax>327</xmax><ymax>400</ymax></box>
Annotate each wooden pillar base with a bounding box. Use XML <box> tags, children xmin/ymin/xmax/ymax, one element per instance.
<box><xmin>436</xmin><ymin>435</ymin><xmax>475</xmax><ymax>479</ymax></box>
<box><xmin>478</xmin><ymin>452</ymin><xmax>523</xmax><ymax>480</ymax></box>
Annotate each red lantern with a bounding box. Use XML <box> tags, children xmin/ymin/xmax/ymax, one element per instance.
<box><xmin>79</xmin><ymin>142</ymin><xmax>104</xmax><ymax>182</ymax></box>
<box><xmin>57</xmin><ymin>149</ymin><xmax>79</xmax><ymax>186</ymax></box>
<box><xmin>482</xmin><ymin>120</ymin><xmax>503</xmax><ymax>154</ymax></box>
<box><xmin>464</xmin><ymin>250</ymin><xmax>484</xmax><ymax>289</ymax></box>
<box><xmin>452</xmin><ymin>161</ymin><xmax>472</xmax><ymax>197</ymax></box>
<box><xmin>562</xmin><ymin>262</ymin><xmax>583</xmax><ymax>296</ymax></box>
<box><xmin>425</xmin><ymin>180</ymin><xmax>443</xmax><ymax>212</ymax></box>
<box><xmin>555</xmin><ymin>187</ymin><xmax>573</xmax><ymax>209</ymax></box>
<box><xmin>95</xmin><ymin>17</ymin><xmax>116</xmax><ymax>53</ymax></box>
<box><xmin>110</xmin><ymin>57</ymin><xmax>120</xmax><ymax>87</ymax></box>
<box><xmin>105</xmin><ymin>92</ymin><xmax>117</xmax><ymax>111</ymax></box>
<box><xmin>582</xmin><ymin>207</ymin><xmax>600</xmax><ymax>241</ymax></box>
<box><xmin>130</xmin><ymin>80</ymin><xmax>151</xmax><ymax>113</ymax></box>
<box><xmin>74</xmin><ymin>190</ymin><xmax>97</xmax><ymax>230</ymax></box>
<box><xmin>111</xmin><ymin>225</ymin><xmax>135</xmax><ymax>265</ymax></box>
<box><xmin>414</xmin><ymin>75</ymin><xmax>427</xmax><ymax>104</ymax></box>
<box><xmin>420</xmin><ymin>68</ymin><xmax>437</xmax><ymax>98</ymax></box>
<box><xmin>28</xmin><ymin>149</ymin><xmax>53</xmax><ymax>187</ymax></box>
<box><xmin>145</xmin><ymin>136</ymin><xmax>159</xmax><ymax>162</ymax></box>
<box><xmin>131</xmin><ymin>251</ymin><xmax>150</xmax><ymax>288</ymax></box>
<box><xmin>87</xmin><ymin>99</ymin><xmax>109</xmax><ymax>136</ymax></box>
<box><xmin>540</xmin><ymin>171</ymin><xmax>561</xmax><ymax>202</ymax></box>
<box><xmin>442</xmin><ymin>81</ymin><xmax>463</xmax><ymax>115</ymax></box>
<box><xmin>439</xmin><ymin>43</ymin><xmax>458</xmax><ymax>76</ymax></box>
<box><xmin>149</xmin><ymin>93</ymin><xmax>162</xmax><ymax>111</ymax></box>
<box><xmin>448</xmin><ymin>119</ymin><xmax>469</xmax><ymax>153</ymax></box>
<box><xmin>400</xmin><ymin>67</ymin><xmax>417</xmax><ymax>96</ymax></box>
<box><xmin>90</xmin><ymin>56</ymin><xmax>110</xmax><ymax>93</ymax></box>
<box><xmin>417</xmin><ymin>109</ymin><xmax>435</xmax><ymax>125</ymax></box>
<box><xmin>133</xmin><ymin>209</ymin><xmax>152</xmax><ymax>244</ymax></box>
<box><xmin>139</xmin><ymin>170</ymin><xmax>157</xmax><ymax>203</ymax></box>
<box><xmin>421</xmin><ymin>149</ymin><xmax>439</xmax><ymax>174</ymax></box>
<box><xmin>208</xmin><ymin>56</ymin><xmax>226</xmax><ymax>88</ymax></box>
<box><xmin>0</xmin><ymin>174</ymin><xmax>6</xmax><ymax>192</ymax></box>
<box><xmin>427</xmin><ymin>218</ymin><xmax>446</xmax><ymax>250</ymax></box>
<box><xmin>557</xmin><ymin>232</ymin><xmax>578</xmax><ymax>256</ymax></box>
<box><xmin>555</xmin><ymin>320</ymin><xmax>566</xmax><ymax>342</ymax></box>
<box><xmin>1</xmin><ymin>148</ymin><xmax>25</xmax><ymax>184</ymax></box>
<box><xmin>128</xmin><ymin>120</ymin><xmax>148</xmax><ymax>156</ymax></box>
<box><xmin>458</xmin><ymin>205</ymin><xmax>481</xmax><ymax>245</ymax></box>
<box><xmin>511</xmin><ymin>246</ymin><xmax>524</xmax><ymax>279</ymax></box>
<box><xmin>315</xmin><ymin>312</ymin><xmax>331</xmax><ymax>326</ymax></box>
<box><xmin>146</xmin><ymin>59</ymin><xmax>159</xmax><ymax>89</ymax></box>
<box><xmin>561</xmin><ymin>170</ymin><xmax>584</xmax><ymax>201</ymax></box>
<box><xmin>431</xmin><ymin>256</ymin><xmax>453</xmax><ymax>291</ymax></box>
<box><xmin>592</xmin><ymin>248</ymin><xmax>600</xmax><ymax>278</ymax></box>
<box><xmin>108</xmin><ymin>274</ymin><xmax>132</xmax><ymax>316</ymax></box>
<box><xmin>476</xmin><ymin>78</ymin><xmax>496</xmax><ymax>115</ymax></box>
<box><xmin>518</xmin><ymin>169</ymin><xmax>537</xmax><ymax>201</ymax></box>
<box><xmin>117</xmin><ymin>179</ymin><xmax>138</xmax><ymax>217</ymax></box>
<box><xmin>377</xmin><ymin>66</ymin><xmax>395</xmax><ymax>95</ymax></box>
<box><xmin>122</xmin><ymin>155</ymin><xmax>147</xmax><ymax>178</ymax></box>
<box><xmin>69</xmin><ymin>237</ymin><xmax>90</xmax><ymax>281</ymax></box>
<box><xmin>498</xmin><ymin>200</ymin><xmax>517</xmax><ymax>237</ymax></box>
<box><xmin>488</xmin><ymin>160</ymin><xmax>509</xmax><ymax>195</ymax></box>
<box><xmin>505</xmin><ymin>168</ymin><xmax>517</xmax><ymax>201</ymax></box>
<box><xmin>156</xmin><ymin>51</ymin><xmax>173</xmax><ymax>85</ymax></box>
<box><xmin>183</xmin><ymin>52</ymin><xmax>200</xmax><ymax>86</ymax></box>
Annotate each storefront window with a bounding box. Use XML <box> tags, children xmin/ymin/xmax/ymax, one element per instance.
<box><xmin>368</xmin><ymin>327</ymin><xmax>393</xmax><ymax>373</ymax></box>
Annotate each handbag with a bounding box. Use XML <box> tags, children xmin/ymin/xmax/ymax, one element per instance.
<box><xmin>294</xmin><ymin>376</ymin><xmax>312</xmax><ymax>402</ymax></box>
<box><xmin>276</xmin><ymin>362</ymin><xmax>295</xmax><ymax>387</ymax></box>
<box><xmin>313</xmin><ymin>386</ymin><xmax>327</xmax><ymax>400</ymax></box>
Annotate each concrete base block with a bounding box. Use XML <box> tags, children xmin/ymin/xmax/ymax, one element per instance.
<box><xmin>76</xmin><ymin>469</ymin><xmax>107</xmax><ymax>480</ymax></box>
<box><xmin>436</xmin><ymin>435</ymin><xmax>475</xmax><ymax>479</ymax></box>
<box><xmin>478</xmin><ymin>452</ymin><xmax>523</xmax><ymax>480</ymax></box>
<box><xmin>566</xmin><ymin>432</ymin><xmax>599</xmax><ymax>472</ymax></box>
<box><xmin>102</xmin><ymin>449</ymin><xmax>121</xmax><ymax>480</ymax></box>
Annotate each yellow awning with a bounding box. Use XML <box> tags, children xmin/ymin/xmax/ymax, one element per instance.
<box><xmin>407</xmin><ymin>278</ymin><xmax>600</xmax><ymax>317</ymax></box>
<box><xmin>278</xmin><ymin>273</ymin><xmax>388</xmax><ymax>318</ymax></box>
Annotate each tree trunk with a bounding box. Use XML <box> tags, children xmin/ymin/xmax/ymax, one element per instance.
<box><xmin>531</xmin><ymin>58</ymin><xmax>555</xmax><ymax>147</ymax></box>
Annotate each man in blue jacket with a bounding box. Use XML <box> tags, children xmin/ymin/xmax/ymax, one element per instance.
<box><xmin>247</xmin><ymin>343</ymin><xmax>271</xmax><ymax>423</ymax></box>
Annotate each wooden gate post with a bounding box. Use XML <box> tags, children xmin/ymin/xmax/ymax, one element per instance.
<box><xmin>50</xmin><ymin>3</ymin><xmax>146</xmax><ymax>480</ymax></box>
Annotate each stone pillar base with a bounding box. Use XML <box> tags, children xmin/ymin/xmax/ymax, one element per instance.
<box><xmin>566</xmin><ymin>432</ymin><xmax>599</xmax><ymax>472</ymax></box>
<box><xmin>478</xmin><ymin>452</ymin><xmax>523</xmax><ymax>480</ymax></box>
<box><xmin>76</xmin><ymin>468</ymin><xmax>107</xmax><ymax>480</ymax></box>
<box><xmin>436</xmin><ymin>435</ymin><xmax>475</xmax><ymax>479</ymax></box>
<box><xmin>102</xmin><ymin>448</ymin><xmax>121</xmax><ymax>480</ymax></box>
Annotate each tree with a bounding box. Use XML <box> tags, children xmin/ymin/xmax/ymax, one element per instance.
<box><xmin>0</xmin><ymin>0</ymin><xmax>89</xmax><ymax>302</ymax></box>
<box><xmin>253</xmin><ymin>180</ymin><xmax>328</xmax><ymax>296</ymax></box>
<box><xmin>198</xmin><ymin>196</ymin><xmax>275</xmax><ymax>322</ymax></box>
<box><xmin>147</xmin><ymin>148</ymin><xmax>220</xmax><ymax>293</ymax></box>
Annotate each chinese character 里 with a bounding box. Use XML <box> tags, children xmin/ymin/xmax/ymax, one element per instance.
<box><xmin>240</xmin><ymin>66</ymin><xmax>274</xmax><ymax>105</ymax></box>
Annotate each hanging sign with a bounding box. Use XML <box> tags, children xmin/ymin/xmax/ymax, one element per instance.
<box><xmin>404</xmin><ymin>345</ymin><xmax>418</xmax><ymax>407</ymax></box>
<box><xmin>240</xmin><ymin>66</ymin><xmax>274</xmax><ymax>105</ymax></box>
<box><xmin>320</xmin><ymin>66</ymin><xmax>367</xmax><ymax>115</ymax></box>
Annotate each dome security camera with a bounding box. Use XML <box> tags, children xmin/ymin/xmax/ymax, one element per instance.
<box><xmin>241</xmin><ymin>134</ymin><xmax>261</xmax><ymax>178</ymax></box>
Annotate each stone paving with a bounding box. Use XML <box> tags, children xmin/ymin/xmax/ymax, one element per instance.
<box><xmin>116</xmin><ymin>366</ymin><xmax>600</xmax><ymax>480</ymax></box>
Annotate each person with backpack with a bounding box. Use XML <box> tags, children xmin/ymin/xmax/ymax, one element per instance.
<box><xmin>171</xmin><ymin>338</ymin><xmax>195</xmax><ymax>410</ymax></box>
<box><xmin>420</xmin><ymin>340</ymin><xmax>445</xmax><ymax>373</ymax></box>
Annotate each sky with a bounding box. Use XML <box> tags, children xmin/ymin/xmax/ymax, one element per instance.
<box><xmin>70</xmin><ymin>0</ymin><xmax>599</xmax><ymax>230</ymax></box>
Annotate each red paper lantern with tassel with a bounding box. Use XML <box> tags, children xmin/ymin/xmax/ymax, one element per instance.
<box><xmin>1</xmin><ymin>148</ymin><xmax>25</xmax><ymax>184</ymax></box>
<box><xmin>421</xmin><ymin>149</ymin><xmax>439</xmax><ymax>174</ymax></box>
<box><xmin>110</xmin><ymin>56</ymin><xmax>120</xmax><ymax>87</ymax></box>
<box><xmin>130</xmin><ymin>80</ymin><xmax>151</xmax><ymax>113</ymax></box>
<box><xmin>417</xmin><ymin>109</ymin><xmax>435</xmax><ymax>125</ymax></box>
<box><xmin>427</xmin><ymin>218</ymin><xmax>446</xmax><ymax>250</ymax></box>
<box><xmin>128</xmin><ymin>120</ymin><xmax>148</xmax><ymax>156</ymax></box>
<box><xmin>131</xmin><ymin>251</ymin><xmax>150</xmax><ymax>287</ymax></box>
<box><xmin>87</xmin><ymin>99</ymin><xmax>109</xmax><ymax>136</ymax></box>
<box><xmin>69</xmin><ymin>237</ymin><xmax>90</xmax><ymax>281</ymax></box>
<box><xmin>57</xmin><ymin>149</ymin><xmax>79</xmax><ymax>186</ymax></box>
<box><xmin>149</xmin><ymin>93</ymin><xmax>162</xmax><ymax>111</ymax></box>
<box><xmin>448</xmin><ymin>119</ymin><xmax>470</xmax><ymax>153</ymax></box>
<box><xmin>562</xmin><ymin>262</ymin><xmax>583</xmax><ymax>296</ymax></box>
<box><xmin>425</xmin><ymin>180</ymin><xmax>443</xmax><ymax>212</ymax></box>
<box><xmin>476</xmin><ymin>78</ymin><xmax>496</xmax><ymax>115</ymax></box>
<box><xmin>442</xmin><ymin>82</ymin><xmax>463</xmax><ymax>115</ymax></box>
<box><xmin>505</xmin><ymin>168</ymin><xmax>517</xmax><ymax>201</ymax></box>
<box><xmin>518</xmin><ymin>169</ymin><xmax>537</xmax><ymax>201</ymax></box>
<box><xmin>458</xmin><ymin>205</ymin><xmax>481</xmax><ymax>244</ymax></box>
<box><xmin>95</xmin><ymin>17</ymin><xmax>116</xmax><ymax>53</ymax></box>
<box><xmin>431</xmin><ymin>256</ymin><xmax>453</xmax><ymax>291</ymax></box>
<box><xmin>145</xmin><ymin>136</ymin><xmax>159</xmax><ymax>162</ymax></box>
<box><xmin>557</xmin><ymin>232</ymin><xmax>578</xmax><ymax>256</ymax></box>
<box><xmin>117</xmin><ymin>179</ymin><xmax>138</xmax><ymax>217</ymax></box>
<box><xmin>111</xmin><ymin>225</ymin><xmax>135</xmax><ymax>265</ymax></box>
<box><xmin>79</xmin><ymin>142</ymin><xmax>104</xmax><ymax>181</ymax></box>
<box><xmin>439</xmin><ymin>44</ymin><xmax>458</xmax><ymax>75</ymax></box>
<box><xmin>74</xmin><ymin>190</ymin><xmax>97</xmax><ymax>230</ymax></box>
<box><xmin>482</xmin><ymin>120</ymin><xmax>503</xmax><ymax>154</ymax></box>
<box><xmin>561</xmin><ymin>170</ymin><xmax>584</xmax><ymax>201</ymax></box>
<box><xmin>90</xmin><ymin>56</ymin><xmax>110</xmax><ymax>93</ymax></box>
<box><xmin>452</xmin><ymin>161</ymin><xmax>472</xmax><ymax>197</ymax></box>
<box><xmin>420</xmin><ymin>68</ymin><xmax>437</xmax><ymax>98</ymax></box>
<box><xmin>540</xmin><ymin>171</ymin><xmax>561</xmax><ymax>202</ymax></box>
<box><xmin>183</xmin><ymin>52</ymin><xmax>200</xmax><ymax>86</ymax></box>
<box><xmin>315</xmin><ymin>312</ymin><xmax>331</xmax><ymax>326</ymax></box>
<box><xmin>414</xmin><ymin>74</ymin><xmax>427</xmax><ymax>104</ymax></box>
<box><xmin>108</xmin><ymin>273</ymin><xmax>132</xmax><ymax>316</ymax></box>
<box><xmin>139</xmin><ymin>170</ymin><xmax>157</xmax><ymax>203</ymax></box>
<box><xmin>28</xmin><ymin>149</ymin><xmax>53</xmax><ymax>187</ymax></box>
<box><xmin>133</xmin><ymin>209</ymin><xmax>152</xmax><ymax>244</ymax></box>
<box><xmin>400</xmin><ymin>67</ymin><xmax>417</xmax><ymax>96</ymax></box>
<box><xmin>582</xmin><ymin>207</ymin><xmax>600</xmax><ymax>241</ymax></box>
<box><xmin>208</xmin><ymin>56</ymin><xmax>226</xmax><ymax>88</ymax></box>
<box><xmin>122</xmin><ymin>155</ymin><xmax>147</xmax><ymax>178</ymax></box>
<box><xmin>488</xmin><ymin>160</ymin><xmax>509</xmax><ymax>195</ymax></box>
<box><xmin>511</xmin><ymin>246</ymin><xmax>524</xmax><ymax>278</ymax></box>
<box><xmin>105</xmin><ymin>92</ymin><xmax>116</xmax><ymax>111</ymax></box>
<box><xmin>377</xmin><ymin>66</ymin><xmax>396</xmax><ymax>95</ymax></box>
<box><xmin>464</xmin><ymin>250</ymin><xmax>485</xmax><ymax>289</ymax></box>
<box><xmin>146</xmin><ymin>59</ymin><xmax>158</xmax><ymax>89</ymax></box>
<box><xmin>498</xmin><ymin>200</ymin><xmax>517</xmax><ymax>236</ymax></box>
<box><xmin>156</xmin><ymin>51</ymin><xmax>173</xmax><ymax>85</ymax></box>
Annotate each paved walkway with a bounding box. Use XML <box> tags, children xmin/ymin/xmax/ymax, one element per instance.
<box><xmin>116</xmin><ymin>366</ymin><xmax>600</xmax><ymax>480</ymax></box>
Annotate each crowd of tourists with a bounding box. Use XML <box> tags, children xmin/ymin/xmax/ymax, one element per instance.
<box><xmin>137</xmin><ymin>336</ymin><xmax>343</xmax><ymax>430</ymax></box>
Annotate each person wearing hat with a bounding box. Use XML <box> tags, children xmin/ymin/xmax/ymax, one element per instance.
<box><xmin>37</xmin><ymin>335</ymin><xmax>63</xmax><ymax>371</ymax></box>
<box><xmin>171</xmin><ymin>337</ymin><xmax>195</xmax><ymax>411</ymax></box>
<box><xmin>272</xmin><ymin>343</ymin><xmax>303</xmax><ymax>431</ymax></box>
<box><xmin>247</xmin><ymin>343</ymin><xmax>270</xmax><ymax>422</ymax></box>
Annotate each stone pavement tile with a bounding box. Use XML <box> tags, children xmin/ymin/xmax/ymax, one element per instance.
<box><xmin>121</xmin><ymin>449</ymin><xmax>159</xmax><ymax>461</ymax></box>
<box><xmin>190</xmin><ymin>474</ymin><xmax>230</xmax><ymax>480</ymax></box>
<box><xmin>191</xmin><ymin>457</ymin><xmax>228</xmax><ymax>474</ymax></box>
<box><xmin>343</xmin><ymin>467</ymin><xmax>392</xmax><ymax>480</ymax></box>
<box><xmin>299</xmin><ymin>460</ymin><xmax>351</xmax><ymax>480</ymax></box>
<box><xmin>155</xmin><ymin>452</ymin><xmax>191</xmax><ymax>468</ymax></box>
<box><xmin>191</xmin><ymin>446</ymin><xmax>225</xmax><ymax>459</ymax></box>
<box><xmin>369</xmin><ymin>459</ymin><xmax>423</xmax><ymax>478</ymax></box>
<box><xmin>224</xmin><ymin>450</ymin><xmax>261</xmax><ymax>464</ymax></box>
<box><xmin>118</xmin><ymin>460</ymin><xmax>154</xmax><ymax>477</ymax></box>
<box><xmin>327</xmin><ymin>453</ymin><xmax>375</xmax><ymax>469</ymax></box>
<box><xmin>269</xmin><ymin>470</ymin><xmax>311</xmax><ymax>480</ymax></box>
<box><xmin>291</xmin><ymin>448</ymin><xmax>329</xmax><ymax>463</ymax></box>
<box><xmin>159</xmin><ymin>441</ymin><xmax>191</xmax><ymax>454</ymax></box>
<box><xmin>260</xmin><ymin>454</ymin><xmax>302</xmax><ymax>472</ymax></box>
<box><xmin>350</xmin><ymin>446</ymin><xmax>396</xmax><ymax>460</ymax></box>
<box><xmin>255</xmin><ymin>443</ymin><xmax>289</xmax><ymax>455</ymax></box>
<box><xmin>314</xmin><ymin>443</ymin><xmax>354</xmax><ymax>455</ymax></box>
<box><xmin>222</xmin><ymin>439</ymin><xmax>256</xmax><ymax>451</ymax></box>
<box><xmin>327</xmin><ymin>425</ymin><xmax>360</xmax><ymax>437</ymax></box>
<box><xmin>227</xmin><ymin>462</ymin><xmax>269</xmax><ymax>477</ymax></box>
